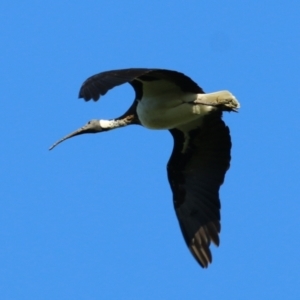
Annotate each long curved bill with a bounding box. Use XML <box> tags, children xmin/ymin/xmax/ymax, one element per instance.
<box><xmin>49</xmin><ymin>126</ymin><xmax>88</xmax><ymax>150</ymax></box>
<box><xmin>49</xmin><ymin>120</ymin><xmax>102</xmax><ymax>150</ymax></box>
<box><xmin>49</xmin><ymin>117</ymin><xmax>132</xmax><ymax>150</ymax></box>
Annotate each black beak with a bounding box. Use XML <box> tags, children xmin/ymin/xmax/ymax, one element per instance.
<box><xmin>49</xmin><ymin>121</ymin><xmax>101</xmax><ymax>150</ymax></box>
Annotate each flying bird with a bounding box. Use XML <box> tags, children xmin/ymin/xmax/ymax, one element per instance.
<box><xmin>50</xmin><ymin>68</ymin><xmax>240</xmax><ymax>268</ymax></box>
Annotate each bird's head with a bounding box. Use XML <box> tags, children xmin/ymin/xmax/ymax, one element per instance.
<box><xmin>49</xmin><ymin>119</ymin><xmax>103</xmax><ymax>150</ymax></box>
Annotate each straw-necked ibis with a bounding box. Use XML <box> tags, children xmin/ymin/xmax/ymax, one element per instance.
<box><xmin>50</xmin><ymin>68</ymin><xmax>240</xmax><ymax>268</ymax></box>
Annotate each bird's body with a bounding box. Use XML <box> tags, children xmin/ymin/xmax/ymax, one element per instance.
<box><xmin>136</xmin><ymin>79</ymin><xmax>195</xmax><ymax>129</ymax></box>
<box><xmin>50</xmin><ymin>68</ymin><xmax>240</xmax><ymax>268</ymax></box>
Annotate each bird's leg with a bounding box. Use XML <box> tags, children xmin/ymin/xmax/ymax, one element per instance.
<box><xmin>194</xmin><ymin>91</ymin><xmax>240</xmax><ymax>111</ymax></box>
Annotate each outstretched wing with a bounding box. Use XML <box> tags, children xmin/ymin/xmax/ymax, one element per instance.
<box><xmin>167</xmin><ymin>111</ymin><xmax>231</xmax><ymax>268</ymax></box>
<box><xmin>79</xmin><ymin>68</ymin><xmax>204</xmax><ymax>101</ymax></box>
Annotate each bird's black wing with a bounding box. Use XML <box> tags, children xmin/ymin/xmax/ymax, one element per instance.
<box><xmin>167</xmin><ymin>111</ymin><xmax>231</xmax><ymax>268</ymax></box>
<box><xmin>79</xmin><ymin>68</ymin><xmax>204</xmax><ymax>101</ymax></box>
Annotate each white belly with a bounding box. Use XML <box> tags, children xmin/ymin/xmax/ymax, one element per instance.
<box><xmin>135</xmin><ymin>78</ymin><xmax>216</xmax><ymax>129</ymax></box>
<box><xmin>136</xmin><ymin>93</ymin><xmax>213</xmax><ymax>130</ymax></box>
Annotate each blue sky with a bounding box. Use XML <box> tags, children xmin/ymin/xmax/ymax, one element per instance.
<box><xmin>1</xmin><ymin>1</ymin><xmax>300</xmax><ymax>299</ymax></box>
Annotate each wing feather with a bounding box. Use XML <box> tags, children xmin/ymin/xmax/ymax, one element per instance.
<box><xmin>167</xmin><ymin>111</ymin><xmax>231</xmax><ymax>267</ymax></box>
<box><xmin>78</xmin><ymin>68</ymin><xmax>204</xmax><ymax>101</ymax></box>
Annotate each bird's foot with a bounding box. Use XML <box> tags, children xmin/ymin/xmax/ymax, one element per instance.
<box><xmin>194</xmin><ymin>90</ymin><xmax>240</xmax><ymax>112</ymax></box>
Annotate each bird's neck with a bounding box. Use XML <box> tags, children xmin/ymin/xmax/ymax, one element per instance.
<box><xmin>99</xmin><ymin>114</ymin><xmax>137</xmax><ymax>130</ymax></box>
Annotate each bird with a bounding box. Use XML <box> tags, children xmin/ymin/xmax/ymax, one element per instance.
<box><xmin>50</xmin><ymin>68</ymin><xmax>240</xmax><ymax>268</ymax></box>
